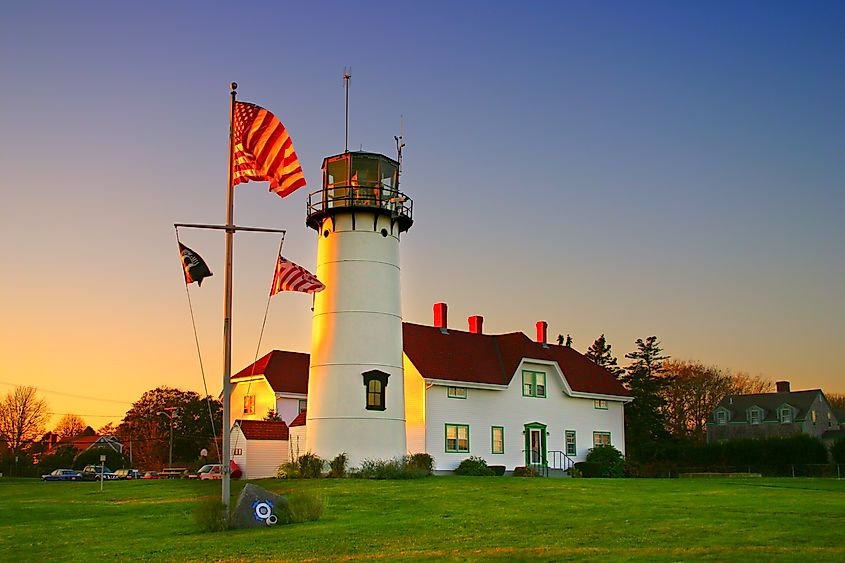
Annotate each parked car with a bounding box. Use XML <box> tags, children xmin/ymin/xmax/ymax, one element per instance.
<box><xmin>197</xmin><ymin>464</ymin><xmax>222</xmax><ymax>480</ymax></box>
<box><xmin>141</xmin><ymin>471</ymin><xmax>160</xmax><ymax>479</ymax></box>
<box><xmin>114</xmin><ymin>469</ymin><xmax>142</xmax><ymax>480</ymax></box>
<box><xmin>81</xmin><ymin>465</ymin><xmax>118</xmax><ymax>481</ymax></box>
<box><xmin>41</xmin><ymin>469</ymin><xmax>82</xmax><ymax>481</ymax></box>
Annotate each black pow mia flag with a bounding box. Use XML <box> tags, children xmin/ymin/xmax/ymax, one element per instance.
<box><xmin>179</xmin><ymin>243</ymin><xmax>213</xmax><ymax>286</ymax></box>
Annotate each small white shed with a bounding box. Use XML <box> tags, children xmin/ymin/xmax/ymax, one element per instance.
<box><xmin>230</xmin><ymin>420</ymin><xmax>290</xmax><ymax>479</ymax></box>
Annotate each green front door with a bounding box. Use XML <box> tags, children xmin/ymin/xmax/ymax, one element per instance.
<box><xmin>524</xmin><ymin>422</ymin><xmax>547</xmax><ymax>467</ymax></box>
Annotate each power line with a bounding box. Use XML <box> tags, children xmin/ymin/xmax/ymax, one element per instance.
<box><xmin>48</xmin><ymin>412</ymin><xmax>124</xmax><ymax>418</ymax></box>
<box><xmin>0</xmin><ymin>380</ymin><xmax>133</xmax><ymax>405</ymax></box>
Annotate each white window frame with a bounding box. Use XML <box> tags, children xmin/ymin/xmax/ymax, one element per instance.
<box><xmin>748</xmin><ymin>408</ymin><xmax>761</xmax><ymax>425</ymax></box>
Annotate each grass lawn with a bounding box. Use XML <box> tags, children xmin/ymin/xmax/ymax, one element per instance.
<box><xmin>1</xmin><ymin>476</ymin><xmax>844</xmax><ymax>561</ymax></box>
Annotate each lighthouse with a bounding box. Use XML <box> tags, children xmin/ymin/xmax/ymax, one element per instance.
<box><xmin>304</xmin><ymin>151</ymin><xmax>413</xmax><ymax>466</ymax></box>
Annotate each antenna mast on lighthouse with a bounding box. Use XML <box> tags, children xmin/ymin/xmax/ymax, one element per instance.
<box><xmin>343</xmin><ymin>67</ymin><xmax>351</xmax><ymax>153</ymax></box>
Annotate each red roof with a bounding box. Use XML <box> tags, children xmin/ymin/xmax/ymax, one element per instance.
<box><xmin>402</xmin><ymin>323</ymin><xmax>631</xmax><ymax>397</ymax></box>
<box><xmin>230</xmin><ymin>325</ymin><xmax>629</xmax><ymax>399</ymax></box>
<box><xmin>289</xmin><ymin>410</ymin><xmax>307</xmax><ymax>427</ymax></box>
<box><xmin>231</xmin><ymin>350</ymin><xmax>309</xmax><ymax>394</ymax></box>
<box><xmin>235</xmin><ymin>419</ymin><xmax>289</xmax><ymax>440</ymax></box>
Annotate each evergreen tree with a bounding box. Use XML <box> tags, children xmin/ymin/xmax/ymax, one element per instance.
<box><xmin>557</xmin><ymin>334</ymin><xmax>573</xmax><ymax>347</ymax></box>
<box><xmin>621</xmin><ymin>336</ymin><xmax>670</xmax><ymax>456</ymax></box>
<box><xmin>585</xmin><ymin>334</ymin><xmax>624</xmax><ymax>379</ymax></box>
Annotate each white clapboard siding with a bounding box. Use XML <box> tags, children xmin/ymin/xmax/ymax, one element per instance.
<box><xmin>230</xmin><ymin>424</ymin><xmax>290</xmax><ymax>479</ymax></box>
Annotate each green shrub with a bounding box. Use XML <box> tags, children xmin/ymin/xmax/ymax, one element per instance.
<box><xmin>832</xmin><ymin>437</ymin><xmax>845</xmax><ymax>464</ymax></box>
<box><xmin>488</xmin><ymin>465</ymin><xmax>506</xmax><ymax>476</ymax></box>
<box><xmin>275</xmin><ymin>461</ymin><xmax>300</xmax><ymax>479</ymax></box>
<box><xmin>297</xmin><ymin>453</ymin><xmax>324</xmax><ymax>479</ymax></box>
<box><xmin>408</xmin><ymin>452</ymin><xmax>434</xmax><ymax>475</ymax></box>
<box><xmin>512</xmin><ymin>466</ymin><xmax>536</xmax><ymax>477</ymax></box>
<box><xmin>36</xmin><ymin>445</ymin><xmax>77</xmax><ymax>475</ymax></box>
<box><xmin>328</xmin><ymin>453</ymin><xmax>348</xmax><ymax>478</ymax></box>
<box><xmin>287</xmin><ymin>492</ymin><xmax>324</xmax><ymax>523</ymax></box>
<box><xmin>585</xmin><ymin>444</ymin><xmax>625</xmax><ymax>477</ymax></box>
<box><xmin>193</xmin><ymin>498</ymin><xmax>228</xmax><ymax>532</ymax></box>
<box><xmin>350</xmin><ymin>456</ymin><xmax>429</xmax><ymax>479</ymax></box>
<box><xmin>573</xmin><ymin>461</ymin><xmax>601</xmax><ymax>477</ymax></box>
<box><xmin>565</xmin><ymin>466</ymin><xmax>583</xmax><ymax>478</ymax></box>
<box><xmin>454</xmin><ymin>456</ymin><xmax>494</xmax><ymax>476</ymax></box>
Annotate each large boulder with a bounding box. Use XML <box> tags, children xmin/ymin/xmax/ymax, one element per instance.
<box><xmin>229</xmin><ymin>483</ymin><xmax>292</xmax><ymax>529</ymax></box>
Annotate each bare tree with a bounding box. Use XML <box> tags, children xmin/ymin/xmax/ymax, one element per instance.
<box><xmin>826</xmin><ymin>393</ymin><xmax>845</xmax><ymax>410</ymax></box>
<box><xmin>661</xmin><ymin>360</ymin><xmax>733</xmax><ymax>442</ymax></box>
<box><xmin>53</xmin><ymin>414</ymin><xmax>87</xmax><ymax>437</ymax></box>
<box><xmin>729</xmin><ymin>371</ymin><xmax>772</xmax><ymax>395</ymax></box>
<box><xmin>0</xmin><ymin>386</ymin><xmax>49</xmax><ymax>454</ymax></box>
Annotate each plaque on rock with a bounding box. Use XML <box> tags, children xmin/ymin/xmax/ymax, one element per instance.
<box><xmin>229</xmin><ymin>483</ymin><xmax>292</xmax><ymax>529</ymax></box>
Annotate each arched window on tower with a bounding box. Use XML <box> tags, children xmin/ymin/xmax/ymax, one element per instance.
<box><xmin>362</xmin><ymin>370</ymin><xmax>389</xmax><ymax>411</ymax></box>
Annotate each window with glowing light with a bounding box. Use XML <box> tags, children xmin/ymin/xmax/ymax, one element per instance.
<box><xmin>491</xmin><ymin>426</ymin><xmax>504</xmax><ymax>454</ymax></box>
<box><xmin>362</xmin><ymin>370</ymin><xmax>389</xmax><ymax>411</ymax></box>
<box><xmin>243</xmin><ymin>395</ymin><xmax>255</xmax><ymax>415</ymax></box>
<box><xmin>446</xmin><ymin>424</ymin><xmax>470</xmax><ymax>453</ymax></box>
<box><xmin>594</xmin><ymin>399</ymin><xmax>608</xmax><ymax>410</ymax></box>
<box><xmin>447</xmin><ymin>386</ymin><xmax>467</xmax><ymax>399</ymax></box>
<box><xmin>593</xmin><ymin>432</ymin><xmax>611</xmax><ymax>447</ymax></box>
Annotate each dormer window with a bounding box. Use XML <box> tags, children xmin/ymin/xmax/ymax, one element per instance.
<box><xmin>715</xmin><ymin>410</ymin><xmax>728</xmax><ymax>425</ymax></box>
<box><xmin>779</xmin><ymin>406</ymin><xmax>793</xmax><ymax>424</ymax></box>
<box><xmin>748</xmin><ymin>407</ymin><xmax>762</xmax><ymax>425</ymax></box>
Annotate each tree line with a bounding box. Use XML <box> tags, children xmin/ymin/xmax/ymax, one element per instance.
<box><xmin>0</xmin><ymin>385</ymin><xmax>221</xmax><ymax>476</ymax></box>
<box><xmin>577</xmin><ymin>333</ymin><xmax>775</xmax><ymax>459</ymax></box>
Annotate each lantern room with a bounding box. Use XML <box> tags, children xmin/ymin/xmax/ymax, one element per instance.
<box><xmin>306</xmin><ymin>151</ymin><xmax>413</xmax><ymax>233</ymax></box>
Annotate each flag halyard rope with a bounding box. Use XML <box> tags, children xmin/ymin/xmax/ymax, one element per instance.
<box><xmin>230</xmin><ymin>233</ymin><xmax>286</xmax><ymax>455</ymax></box>
<box><xmin>175</xmin><ymin>226</ymin><xmax>220</xmax><ymax>462</ymax></box>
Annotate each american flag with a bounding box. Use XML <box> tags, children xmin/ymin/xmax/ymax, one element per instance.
<box><xmin>270</xmin><ymin>256</ymin><xmax>325</xmax><ymax>295</ymax></box>
<box><xmin>232</xmin><ymin>101</ymin><xmax>307</xmax><ymax>197</ymax></box>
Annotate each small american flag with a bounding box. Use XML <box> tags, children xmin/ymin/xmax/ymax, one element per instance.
<box><xmin>270</xmin><ymin>256</ymin><xmax>325</xmax><ymax>295</ymax></box>
<box><xmin>232</xmin><ymin>101</ymin><xmax>307</xmax><ymax>197</ymax></box>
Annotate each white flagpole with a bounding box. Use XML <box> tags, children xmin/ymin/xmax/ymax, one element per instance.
<box><xmin>222</xmin><ymin>82</ymin><xmax>237</xmax><ymax>514</ymax></box>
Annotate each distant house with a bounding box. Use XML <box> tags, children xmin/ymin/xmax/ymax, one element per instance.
<box><xmin>706</xmin><ymin>381</ymin><xmax>842</xmax><ymax>443</ymax></box>
<box><xmin>35</xmin><ymin>426</ymin><xmax>123</xmax><ymax>463</ymax></box>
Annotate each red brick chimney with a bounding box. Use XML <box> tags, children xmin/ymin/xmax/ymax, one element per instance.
<box><xmin>536</xmin><ymin>321</ymin><xmax>548</xmax><ymax>347</ymax></box>
<box><xmin>468</xmin><ymin>315</ymin><xmax>483</xmax><ymax>334</ymax></box>
<box><xmin>776</xmin><ymin>381</ymin><xmax>790</xmax><ymax>393</ymax></box>
<box><xmin>433</xmin><ymin>302</ymin><xmax>448</xmax><ymax>330</ymax></box>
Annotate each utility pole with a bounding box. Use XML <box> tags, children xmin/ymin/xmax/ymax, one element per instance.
<box><xmin>158</xmin><ymin>407</ymin><xmax>178</xmax><ymax>469</ymax></box>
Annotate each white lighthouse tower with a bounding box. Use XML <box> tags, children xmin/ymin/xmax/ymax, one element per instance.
<box><xmin>304</xmin><ymin>151</ymin><xmax>413</xmax><ymax>466</ymax></box>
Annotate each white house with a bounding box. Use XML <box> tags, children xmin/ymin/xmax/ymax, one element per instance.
<box><xmin>229</xmin><ymin>303</ymin><xmax>631</xmax><ymax>474</ymax></box>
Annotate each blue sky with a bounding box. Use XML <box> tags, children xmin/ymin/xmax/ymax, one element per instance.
<box><xmin>2</xmin><ymin>1</ymin><xmax>843</xmax><ymax>425</ymax></box>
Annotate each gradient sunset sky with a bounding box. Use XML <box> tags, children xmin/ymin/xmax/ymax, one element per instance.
<box><xmin>2</xmin><ymin>1</ymin><xmax>843</xmax><ymax>428</ymax></box>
